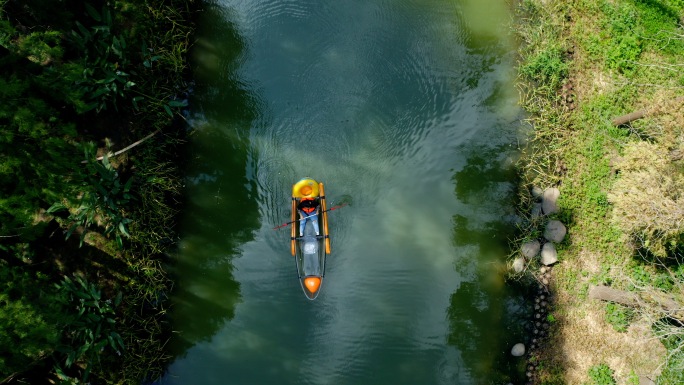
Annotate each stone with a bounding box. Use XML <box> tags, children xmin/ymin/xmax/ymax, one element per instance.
<box><xmin>531</xmin><ymin>203</ymin><xmax>543</xmax><ymax>219</ymax></box>
<box><xmin>511</xmin><ymin>343</ymin><xmax>526</xmax><ymax>357</ymax></box>
<box><xmin>541</xmin><ymin>242</ymin><xmax>558</xmax><ymax>266</ymax></box>
<box><xmin>544</xmin><ymin>220</ymin><xmax>567</xmax><ymax>243</ymax></box>
<box><xmin>521</xmin><ymin>240</ymin><xmax>541</xmax><ymax>258</ymax></box>
<box><xmin>512</xmin><ymin>257</ymin><xmax>526</xmax><ymax>273</ymax></box>
<box><xmin>541</xmin><ymin>187</ymin><xmax>560</xmax><ymax>214</ymax></box>
<box><xmin>531</xmin><ymin>186</ymin><xmax>544</xmax><ymax>199</ymax></box>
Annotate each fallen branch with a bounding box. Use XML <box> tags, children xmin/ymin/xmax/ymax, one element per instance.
<box><xmin>82</xmin><ymin>129</ymin><xmax>161</xmax><ymax>164</ymax></box>
<box><xmin>611</xmin><ymin>96</ymin><xmax>684</xmax><ymax>126</ymax></box>
<box><xmin>589</xmin><ymin>285</ymin><xmax>684</xmax><ymax>322</ymax></box>
<box><xmin>589</xmin><ymin>285</ymin><xmax>639</xmax><ymax>306</ymax></box>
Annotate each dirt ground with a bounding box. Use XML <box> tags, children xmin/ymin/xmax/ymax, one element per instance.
<box><xmin>542</xmin><ymin>250</ymin><xmax>667</xmax><ymax>385</ymax></box>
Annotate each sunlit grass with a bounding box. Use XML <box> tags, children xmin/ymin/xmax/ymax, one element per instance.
<box><xmin>514</xmin><ymin>0</ymin><xmax>684</xmax><ymax>383</ymax></box>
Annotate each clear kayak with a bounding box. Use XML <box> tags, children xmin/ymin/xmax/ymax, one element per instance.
<box><xmin>291</xmin><ymin>178</ymin><xmax>331</xmax><ymax>300</ymax></box>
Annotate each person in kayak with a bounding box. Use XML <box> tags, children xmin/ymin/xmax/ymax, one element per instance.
<box><xmin>297</xmin><ymin>197</ymin><xmax>320</xmax><ymax>236</ymax></box>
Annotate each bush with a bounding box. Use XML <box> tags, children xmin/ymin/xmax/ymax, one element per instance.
<box><xmin>588</xmin><ymin>363</ymin><xmax>616</xmax><ymax>385</ymax></box>
<box><xmin>605</xmin><ymin>302</ymin><xmax>634</xmax><ymax>333</ymax></box>
<box><xmin>0</xmin><ymin>264</ymin><xmax>65</xmax><ymax>377</ymax></box>
<box><xmin>56</xmin><ymin>276</ymin><xmax>124</xmax><ymax>382</ymax></box>
<box><xmin>48</xmin><ymin>146</ymin><xmax>134</xmax><ymax>248</ymax></box>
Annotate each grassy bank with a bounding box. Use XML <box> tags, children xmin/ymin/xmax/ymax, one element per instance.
<box><xmin>513</xmin><ymin>0</ymin><xmax>684</xmax><ymax>384</ymax></box>
<box><xmin>0</xmin><ymin>0</ymin><xmax>199</xmax><ymax>383</ymax></box>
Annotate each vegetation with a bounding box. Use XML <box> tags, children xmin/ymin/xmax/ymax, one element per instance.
<box><xmin>587</xmin><ymin>364</ymin><xmax>617</xmax><ymax>385</ymax></box>
<box><xmin>0</xmin><ymin>0</ymin><xmax>197</xmax><ymax>383</ymax></box>
<box><xmin>514</xmin><ymin>0</ymin><xmax>684</xmax><ymax>383</ymax></box>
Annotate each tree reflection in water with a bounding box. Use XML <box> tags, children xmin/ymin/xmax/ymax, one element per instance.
<box><xmin>167</xmin><ymin>2</ymin><xmax>260</xmax><ymax>358</ymax></box>
<box><xmin>447</xmin><ymin>146</ymin><xmax>529</xmax><ymax>383</ymax></box>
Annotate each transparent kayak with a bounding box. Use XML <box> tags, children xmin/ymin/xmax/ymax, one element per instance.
<box><xmin>291</xmin><ymin>178</ymin><xmax>331</xmax><ymax>300</ymax></box>
<box><xmin>294</xmin><ymin>220</ymin><xmax>327</xmax><ymax>300</ymax></box>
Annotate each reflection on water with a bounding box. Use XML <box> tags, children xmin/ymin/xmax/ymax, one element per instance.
<box><xmin>162</xmin><ymin>0</ymin><xmax>529</xmax><ymax>384</ymax></box>
<box><xmin>448</xmin><ymin>145</ymin><xmax>528</xmax><ymax>383</ymax></box>
<box><xmin>166</xmin><ymin>3</ymin><xmax>260</xmax><ymax>357</ymax></box>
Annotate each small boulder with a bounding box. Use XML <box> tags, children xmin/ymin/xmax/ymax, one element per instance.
<box><xmin>531</xmin><ymin>186</ymin><xmax>544</xmax><ymax>199</ymax></box>
<box><xmin>512</xmin><ymin>257</ymin><xmax>525</xmax><ymax>273</ymax></box>
<box><xmin>541</xmin><ymin>187</ymin><xmax>560</xmax><ymax>214</ymax></box>
<box><xmin>531</xmin><ymin>202</ymin><xmax>543</xmax><ymax>219</ymax></box>
<box><xmin>544</xmin><ymin>220</ymin><xmax>567</xmax><ymax>243</ymax></box>
<box><xmin>511</xmin><ymin>343</ymin><xmax>526</xmax><ymax>357</ymax></box>
<box><xmin>521</xmin><ymin>240</ymin><xmax>541</xmax><ymax>259</ymax></box>
<box><xmin>541</xmin><ymin>242</ymin><xmax>558</xmax><ymax>266</ymax></box>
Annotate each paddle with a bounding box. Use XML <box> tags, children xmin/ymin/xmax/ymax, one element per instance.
<box><xmin>272</xmin><ymin>203</ymin><xmax>348</xmax><ymax>230</ymax></box>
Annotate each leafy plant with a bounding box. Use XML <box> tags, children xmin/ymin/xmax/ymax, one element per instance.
<box><xmin>0</xmin><ymin>265</ymin><xmax>64</xmax><ymax>377</ymax></box>
<box><xmin>0</xmin><ymin>67</ymin><xmax>78</xmax><ymax>242</ymax></box>
<box><xmin>57</xmin><ymin>276</ymin><xmax>124</xmax><ymax>381</ymax></box>
<box><xmin>69</xmin><ymin>3</ymin><xmax>135</xmax><ymax>112</ymax></box>
<box><xmin>588</xmin><ymin>363</ymin><xmax>616</xmax><ymax>385</ymax></box>
<box><xmin>627</xmin><ymin>370</ymin><xmax>639</xmax><ymax>385</ymax></box>
<box><xmin>520</xmin><ymin>44</ymin><xmax>569</xmax><ymax>93</ymax></box>
<box><xmin>49</xmin><ymin>145</ymin><xmax>134</xmax><ymax>248</ymax></box>
<box><xmin>605</xmin><ymin>302</ymin><xmax>634</xmax><ymax>333</ymax></box>
<box><xmin>598</xmin><ymin>1</ymin><xmax>643</xmax><ymax>74</ymax></box>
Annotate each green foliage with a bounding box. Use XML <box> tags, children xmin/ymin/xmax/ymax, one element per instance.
<box><xmin>627</xmin><ymin>370</ymin><xmax>639</xmax><ymax>385</ymax></box>
<box><xmin>604</xmin><ymin>302</ymin><xmax>634</xmax><ymax>333</ymax></box>
<box><xmin>516</xmin><ymin>0</ymin><xmax>684</xmax><ymax>382</ymax></box>
<box><xmin>57</xmin><ymin>276</ymin><xmax>124</xmax><ymax>381</ymax></box>
<box><xmin>127</xmin><ymin>151</ymin><xmax>181</xmax><ymax>256</ymax></box>
<box><xmin>516</xmin><ymin>0</ymin><xmax>569</xmax><ymax>100</ymax></box>
<box><xmin>0</xmin><ymin>66</ymin><xmax>78</xmax><ymax>242</ymax></box>
<box><xmin>631</xmin><ymin>0</ymin><xmax>684</xmax><ymax>56</ymax></box>
<box><xmin>587</xmin><ymin>363</ymin><xmax>616</xmax><ymax>385</ymax></box>
<box><xmin>599</xmin><ymin>1</ymin><xmax>643</xmax><ymax>74</ymax></box>
<box><xmin>1</xmin><ymin>0</ymin><xmax>193</xmax><ymax>382</ymax></box>
<box><xmin>657</xmin><ymin>330</ymin><xmax>684</xmax><ymax>385</ymax></box>
<box><xmin>69</xmin><ymin>4</ymin><xmax>136</xmax><ymax>113</ymax></box>
<box><xmin>520</xmin><ymin>44</ymin><xmax>568</xmax><ymax>92</ymax></box>
<box><xmin>49</xmin><ymin>146</ymin><xmax>134</xmax><ymax>248</ymax></box>
<box><xmin>0</xmin><ymin>264</ymin><xmax>65</xmax><ymax>377</ymax></box>
<box><xmin>53</xmin><ymin>365</ymin><xmax>82</xmax><ymax>385</ymax></box>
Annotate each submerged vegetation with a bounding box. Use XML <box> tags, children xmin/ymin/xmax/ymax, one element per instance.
<box><xmin>513</xmin><ymin>0</ymin><xmax>684</xmax><ymax>383</ymax></box>
<box><xmin>0</xmin><ymin>0</ymin><xmax>197</xmax><ymax>383</ymax></box>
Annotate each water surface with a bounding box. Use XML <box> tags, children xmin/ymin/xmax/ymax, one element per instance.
<box><xmin>161</xmin><ymin>0</ymin><xmax>529</xmax><ymax>384</ymax></box>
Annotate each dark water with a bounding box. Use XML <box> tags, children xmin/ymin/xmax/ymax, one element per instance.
<box><xmin>160</xmin><ymin>0</ymin><xmax>529</xmax><ymax>384</ymax></box>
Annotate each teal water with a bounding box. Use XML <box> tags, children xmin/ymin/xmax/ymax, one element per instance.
<box><xmin>160</xmin><ymin>0</ymin><xmax>529</xmax><ymax>384</ymax></box>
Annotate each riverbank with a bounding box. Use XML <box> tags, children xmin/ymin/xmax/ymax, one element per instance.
<box><xmin>512</xmin><ymin>0</ymin><xmax>684</xmax><ymax>384</ymax></box>
<box><xmin>0</xmin><ymin>1</ymin><xmax>199</xmax><ymax>383</ymax></box>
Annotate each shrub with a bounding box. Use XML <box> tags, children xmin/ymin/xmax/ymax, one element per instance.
<box><xmin>0</xmin><ymin>265</ymin><xmax>65</xmax><ymax>377</ymax></box>
<box><xmin>49</xmin><ymin>145</ymin><xmax>134</xmax><ymax>248</ymax></box>
<box><xmin>588</xmin><ymin>363</ymin><xmax>617</xmax><ymax>385</ymax></box>
<box><xmin>520</xmin><ymin>43</ymin><xmax>568</xmax><ymax>93</ymax></box>
<box><xmin>56</xmin><ymin>275</ymin><xmax>124</xmax><ymax>382</ymax></box>
<box><xmin>605</xmin><ymin>302</ymin><xmax>634</xmax><ymax>333</ymax></box>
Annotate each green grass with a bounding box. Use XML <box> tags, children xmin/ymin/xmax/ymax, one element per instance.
<box><xmin>514</xmin><ymin>0</ymin><xmax>684</xmax><ymax>382</ymax></box>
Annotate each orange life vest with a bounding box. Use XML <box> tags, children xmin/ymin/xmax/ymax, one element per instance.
<box><xmin>299</xmin><ymin>197</ymin><xmax>317</xmax><ymax>214</ymax></box>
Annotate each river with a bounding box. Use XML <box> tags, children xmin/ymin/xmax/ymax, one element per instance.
<box><xmin>159</xmin><ymin>0</ymin><xmax>529</xmax><ymax>384</ymax></box>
